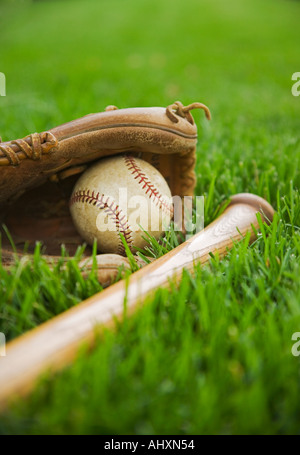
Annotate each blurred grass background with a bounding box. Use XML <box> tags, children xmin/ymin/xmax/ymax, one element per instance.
<box><xmin>1</xmin><ymin>0</ymin><xmax>300</xmax><ymax>435</ymax></box>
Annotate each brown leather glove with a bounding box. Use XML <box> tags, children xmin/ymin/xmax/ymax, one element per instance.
<box><xmin>0</xmin><ymin>100</ymin><xmax>210</xmax><ymax>286</ymax></box>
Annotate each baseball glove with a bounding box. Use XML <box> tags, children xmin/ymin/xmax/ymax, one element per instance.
<box><xmin>0</xmin><ymin>100</ymin><xmax>210</xmax><ymax>286</ymax></box>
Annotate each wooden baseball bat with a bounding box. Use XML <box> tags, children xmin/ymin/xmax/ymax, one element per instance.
<box><xmin>0</xmin><ymin>193</ymin><xmax>274</xmax><ymax>409</ymax></box>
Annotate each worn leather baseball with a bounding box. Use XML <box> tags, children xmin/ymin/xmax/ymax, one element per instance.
<box><xmin>70</xmin><ymin>155</ymin><xmax>173</xmax><ymax>255</ymax></box>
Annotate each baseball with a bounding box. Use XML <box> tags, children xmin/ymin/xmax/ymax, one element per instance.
<box><xmin>70</xmin><ymin>155</ymin><xmax>173</xmax><ymax>255</ymax></box>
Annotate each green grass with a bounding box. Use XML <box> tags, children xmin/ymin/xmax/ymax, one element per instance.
<box><xmin>1</xmin><ymin>0</ymin><xmax>300</xmax><ymax>435</ymax></box>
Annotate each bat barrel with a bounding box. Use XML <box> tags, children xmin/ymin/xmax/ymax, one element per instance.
<box><xmin>229</xmin><ymin>193</ymin><xmax>275</xmax><ymax>223</ymax></box>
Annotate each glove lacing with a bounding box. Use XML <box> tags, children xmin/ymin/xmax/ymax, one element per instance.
<box><xmin>166</xmin><ymin>101</ymin><xmax>211</xmax><ymax>124</ymax></box>
<box><xmin>0</xmin><ymin>132</ymin><xmax>58</xmax><ymax>166</ymax></box>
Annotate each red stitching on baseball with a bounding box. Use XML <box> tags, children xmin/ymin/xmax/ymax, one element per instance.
<box><xmin>70</xmin><ymin>190</ymin><xmax>133</xmax><ymax>255</ymax></box>
<box><xmin>124</xmin><ymin>155</ymin><xmax>173</xmax><ymax>217</ymax></box>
